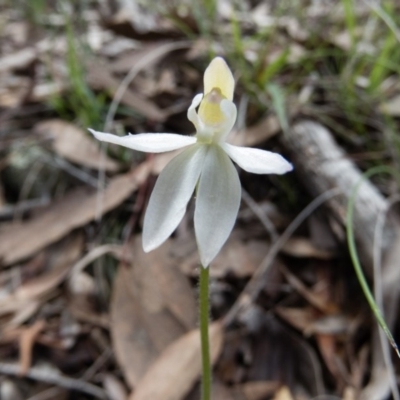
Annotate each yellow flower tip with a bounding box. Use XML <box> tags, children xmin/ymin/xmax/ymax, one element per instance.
<box><xmin>198</xmin><ymin>58</ymin><xmax>235</xmax><ymax>126</ymax></box>
<box><xmin>203</xmin><ymin>57</ymin><xmax>235</xmax><ymax>101</ymax></box>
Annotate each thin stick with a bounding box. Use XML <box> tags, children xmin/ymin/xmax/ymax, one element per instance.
<box><xmin>241</xmin><ymin>188</ymin><xmax>278</xmax><ymax>242</ymax></box>
<box><xmin>0</xmin><ymin>361</ymin><xmax>106</xmax><ymax>399</ymax></box>
<box><xmin>224</xmin><ymin>187</ymin><xmax>341</xmax><ymax>327</ymax></box>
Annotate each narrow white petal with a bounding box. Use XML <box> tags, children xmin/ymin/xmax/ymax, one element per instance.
<box><xmin>143</xmin><ymin>144</ymin><xmax>207</xmax><ymax>252</ymax></box>
<box><xmin>187</xmin><ymin>93</ymin><xmax>203</xmax><ymax>129</ymax></box>
<box><xmin>222</xmin><ymin>143</ymin><xmax>293</xmax><ymax>174</ymax></box>
<box><xmin>88</xmin><ymin>129</ymin><xmax>196</xmax><ymax>153</ymax></box>
<box><xmin>195</xmin><ymin>145</ymin><xmax>241</xmax><ymax>267</ymax></box>
<box><xmin>216</xmin><ymin>99</ymin><xmax>237</xmax><ymax>141</ymax></box>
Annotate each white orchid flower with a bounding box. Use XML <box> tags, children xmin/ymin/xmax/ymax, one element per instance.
<box><xmin>89</xmin><ymin>57</ymin><xmax>292</xmax><ymax>267</ymax></box>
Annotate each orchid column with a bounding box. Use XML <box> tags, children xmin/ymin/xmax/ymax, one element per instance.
<box><xmin>90</xmin><ymin>57</ymin><xmax>292</xmax><ymax>400</ymax></box>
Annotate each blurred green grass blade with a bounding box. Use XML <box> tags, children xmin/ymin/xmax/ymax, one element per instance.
<box><xmin>369</xmin><ymin>32</ymin><xmax>397</xmax><ymax>92</ymax></box>
<box><xmin>259</xmin><ymin>49</ymin><xmax>289</xmax><ymax>87</ymax></box>
<box><xmin>50</xmin><ymin>17</ymin><xmax>105</xmax><ymax>128</ymax></box>
<box><xmin>231</xmin><ymin>13</ymin><xmax>243</xmax><ymax>55</ymax></box>
<box><xmin>367</xmin><ymin>0</ymin><xmax>400</xmax><ymax>43</ymax></box>
<box><xmin>342</xmin><ymin>0</ymin><xmax>356</xmax><ymax>48</ymax></box>
<box><xmin>267</xmin><ymin>83</ymin><xmax>288</xmax><ymax>134</ymax></box>
<box><xmin>203</xmin><ymin>0</ymin><xmax>216</xmax><ymax>21</ymax></box>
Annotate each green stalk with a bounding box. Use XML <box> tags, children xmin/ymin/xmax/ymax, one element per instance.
<box><xmin>199</xmin><ymin>265</ymin><xmax>211</xmax><ymax>400</ymax></box>
<box><xmin>346</xmin><ymin>165</ymin><xmax>400</xmax><ymax>357</ymax></box>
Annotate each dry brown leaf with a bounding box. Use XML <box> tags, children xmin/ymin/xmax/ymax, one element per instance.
<box><xmin>379</xmin><ymin>95</ymin><xmax>400</xmax><ymax>116</ymax></box>
<box><xmin>211</xmin><ymin>381</ymin><xmax>236</xmax><ymax>400</ymax></box>
<box><xmin>0</xmin><ymin>162</ymin><xmax>151</xmax><ymax>265</ymax></box>
<box><xmin>343</xmin><ymin>386</ymin><xmax>357</xmax><ymax>400</ymax></box>
<box><xmin>178</xmin><ymin>232</ymin><xmax>269</xmax><ymax>278</ymax></box>
<box><xmin>0</xmin><ymin>48</ymin><xmax>37</xmax><ymax>74</ymax></box>
<box><xmin>4</xmin><ymin>302</ymin><xmax>41</xmax><ymax>331</ymax></box>
<box><xmin>19</xmin><ymin>319</ymin><xmax>45</xmax><ymax>375</ymax></box>
<box><xmin>68</xmin><ymin>270</ymin><xmax>109</xmax><ymax>329</ymax></box>
<box><xmin>272</xmin><ymin>386</ymin><xmax>294</xmax><ymax>400</ymax></box>
<box><xmin>111</xmin><ymin>266</ymin><xmax>158</xmax><ymax>388</ymax></box>
<box><xmin>0</xmin><ymin>75</ymin><xmax>30</xmax><ymax>107</ymax></box>
<box><xmin>151</xmin><ymin>150</ymin><xmax>182</xmax><ymax>175</ymax></box>
<box><xmin>111</xmin><ymin>237</ymin><xmax>197</xmax><ymax>388</ymax></box>
<box><xmin>31</xmin><ymin>81</ymin><xmax>66</xmax><ymax>102</ymax></box>
<box><xmin>0</xmin><ymin>182</ymin><xmax>6</xmax><ymax>208</ymax></box>
<box><xmin>281</xmin><ymin>237</ymin><xmax>335</xmax><ymax>260</ymax></box>
<box><xmin>103</xmin><ymin>3</ymin><xmax>180</xmax><ymax>40</ymax></box>
<box><xmin>129</xmin><ymin>322</ymin><xmax>224</xmax><ymax>400</ymax></box>
<box><xmin>236</xmin><ymin>381</ymin><xmax>280</xmax><ymax>400</ymax></box>
<box><xmin>315</xmin><ymin>334</ymin><xmax>345</xmax><ymax>388</ymax></box>
<box><xmin>306</xmin><ymin>315</ymin><xmax>349</xmax><ymax>336</ymax></box>
<box><xmin>17</xmin><ymin>235</ymin><xmax>83</xmax><ymax>301</ymax></box>
<box><xmin>135</xmin><ymin>68</ymin><xmax>178</xmax><ymax>97</ymax></box>
<box><xmin>144</xmin><ymin>378</ymin><xmax>234</xmax><ymax>400</ymax></box>
<box><xmin>230</xmin><ymin>105</ymin><xmax>299</xmax><ymax>147</ymax></box>
<box><xmin>15</xmin><ymin>261</ymin><xmax>70</xmax><ymax>301</ymax></box>
<box><xmin>35</xmin><ymin>119</ymin><xmax>120</xmax><ymax>172</ymax></box>
<box><xmin>230</xmin><ymin>116</ymin><xmax>281</xmax><ymax>147</ymax></box>
<box><xmin>280</xmin><ymin>265</ymin><xmax>338</xmax><ymax>314</ymax></box>
<box><xmin>110</xmin><ymin>42</ymin><xmax>171</xmax><ymax>74</ymax></box>
<box><xmin>0</xmin><ymin>235</ymin><xmax>83</xmax><ymax>321</ymax></box>
<box><xmin>0</xmin><ymin>37</ymin><xmax>65</xmax><ymax>73</ymax></box>
<box><xmin>86</xmin><ymin>62</ymin><xmax>167</xmax><ymax>122</ymax></box>
<box><xmin>331</xmin><ymin>30</ymin><xmax>353</xmax><ymax>51</ymax></box>
<box><xmin>308</xmin><ymin>214</ymin><xmax>338</xmax><ymax>253</ymax></box>
<box><xmin>274</xmin><ymin>307</ymin><xmax>317</xmax><ymax>334</ymax></box>
<box><xmin>0</xmin><ymin>379</ymin><xmax>25</xmax><ymax>400</ymax></box>
<box><xmin>103</xmin><ymin>373</ymin><xmax>128</xmax><ymax>400</ymax></box>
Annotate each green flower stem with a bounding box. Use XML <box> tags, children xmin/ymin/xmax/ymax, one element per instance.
<box><xmin>199</xmin><ymin>265</ymin><xmax>211</xmax><ymax>400</ymax></box>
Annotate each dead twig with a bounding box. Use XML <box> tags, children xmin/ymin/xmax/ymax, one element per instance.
<box><xmin>224</xmin><ymin>188</ymin><xmax>341</xmax><ymax>327</ymax></box>
<box><xmin>241</xmin><ymin>188</ymin><xmax>278</xmax><ymax>242</ymax></box>
<box><xmin>69</xmin><ymin>244</ymin><xmax>123</xmax><ymax>278</ymax></box>
<box><xmin>0</xmin><ymin>361</ymin><xmax>106</xmax><ymax>399</ymax></box>
<box><xmin>26</xmin><ymin>387</ymin><xmax>65</xmax><ymax>400</ymax></box>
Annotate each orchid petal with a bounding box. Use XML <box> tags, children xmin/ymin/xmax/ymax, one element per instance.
<box><xmin>222</xmin><ymin>143</ymin><xmax>293</xmax><ymax>174</ymax></box>
<box><xmin>204</xmin><ymin>57</ymin><xmax>235</xmax><ymax>100</ymax></box>
<box><xmin>88</xmin><ymin>129</ymin><xmax>196</xmax><ymax>153</ymax></box>
<box><xmin>187</xmin><ymin>93</ymin><xmax>203</xmax><ymax>129</ymax></box>
<box><xmin>195</xmin><ymin>145</ymin><xmax>241</xmax><ymax>267</ymax></box>
<box><xmin>216</xmin><ymin>99</ymin><xmax>237</xmax><ymax>141</ymax></box>
<box><xmin>143</xmin><ymin>144</ymin><xmax>207</xmax><ymax>252</ymax></box>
